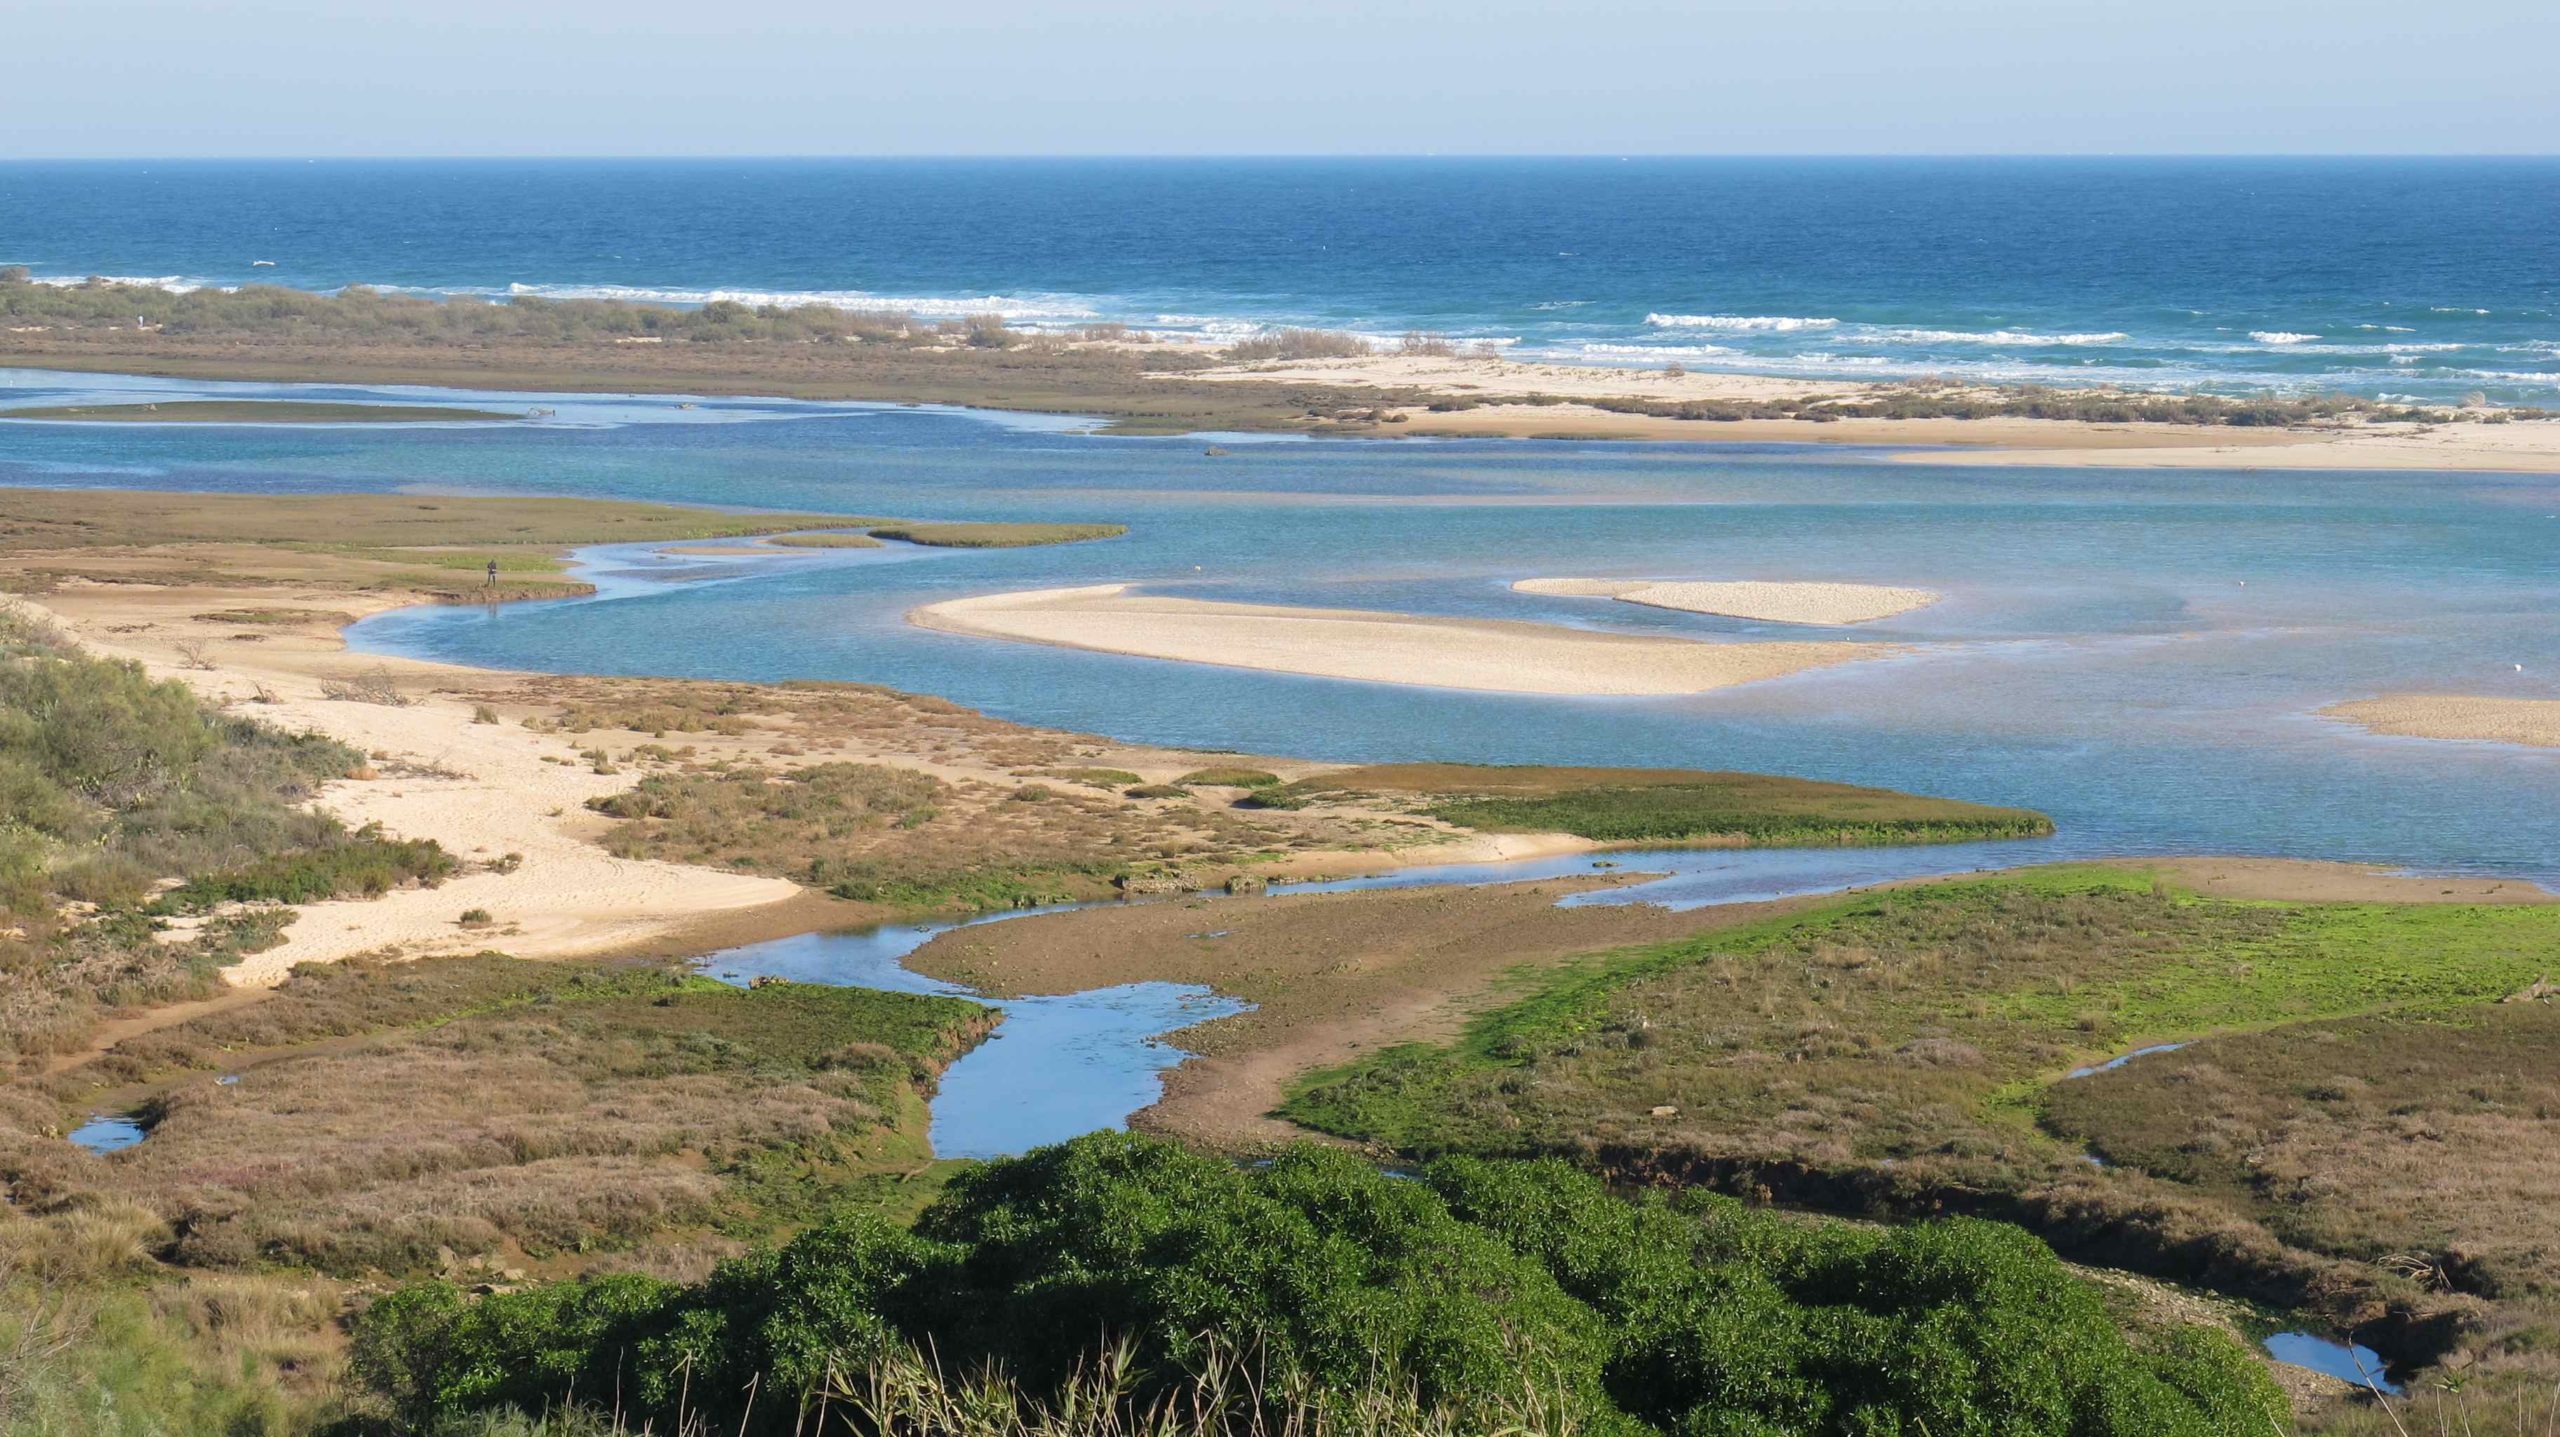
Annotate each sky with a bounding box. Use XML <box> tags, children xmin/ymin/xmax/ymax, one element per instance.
<box><xmin>4</xmin><ymin>0</ymin><xmax>2555</xmax><ymax>158</ymax></box>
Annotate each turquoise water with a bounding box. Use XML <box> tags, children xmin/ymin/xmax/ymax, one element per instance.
<box><xmin>6</xmin><ymin>369</ymin><xmax>2558</xmax><ymax>882</ymax></box>
<box><xmin>5</xmin><ymin>158</ymin><xmax>2558</xmax><ymax>401</ymax></box>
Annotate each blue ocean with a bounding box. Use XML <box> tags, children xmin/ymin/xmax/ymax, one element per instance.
<box><xmin>3</xmin><ymin>157</ymin><xmax>2557</xmax><ymax>402</ymax></box>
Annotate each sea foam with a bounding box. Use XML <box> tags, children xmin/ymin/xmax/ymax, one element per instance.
<box><xmin>1644</xmin><ymin>313</ymin><xmax>1839</xmax><ymax>332</ymax></box>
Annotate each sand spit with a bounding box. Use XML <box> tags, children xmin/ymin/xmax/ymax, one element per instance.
<box><xmin>912</xmin><ymin>584</ymin><xmax>1875</xmax><ymax>696</ymax></box>
<box><xmin>2324</xmin><ymin>694</ymin><xmax>2560</xmax><ymax>749</ymax></box>
<box><xmin>1518</xmin><ymin>577</ymin><xmax>1940</xmax><ymax>626</ymax></box>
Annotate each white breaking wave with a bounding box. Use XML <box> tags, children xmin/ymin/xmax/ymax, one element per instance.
<box><xmin>28</xmin><ymin>272</ymin><xmax>208</xmax><ymax>293</ymax></box>
<box><xmin>1644</xmin><ymin>313</ymin><xmax>1839</xmax><ymax>332</ymax></box>
<box><xmin>497</xmin><ymin>281</ymin><xmax>1100</xmax><ymax>321</ymax></box>
<box><xmin>2249</xmin><ymin>331</ymin><xmax>2321</xmax><ymax>345</ymax></box>
<box><xmin>1576</xmin><ymin>342</ymin><xmax>1740</xmax><ymax>359</ymax></box>
<box><xmin>1855</xmin><ymin>327</ymin><xmax>2129</xmax><ymax>347</ymax></box>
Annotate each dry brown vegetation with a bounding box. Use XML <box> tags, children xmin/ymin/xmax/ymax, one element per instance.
<box><xmin>588</xmin><ymin>759</ymin><xmax>1316</xmax><ymax>911</ymax></box>
<box><xmin>7</xmin><ymin>953</ymin><xmax>989</xmax><ymax>1278</ymax></box>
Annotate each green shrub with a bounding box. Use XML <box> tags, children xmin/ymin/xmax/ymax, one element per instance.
<box><xmin>1172</xmin><ymin>767</ymin><xmax>1282</xmax><ymax>789</ymax></box>
<box><xmin>354</xmin><ymin>1134</ymin><xmax>2283</xmax><ymax>1437</ymax></box>
<box><xmin>161</xmin><ymin>831</ymin><xmax>454</xmax><ymax>910</ymax></box>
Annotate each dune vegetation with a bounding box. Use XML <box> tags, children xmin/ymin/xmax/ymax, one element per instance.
<box><xmin>0</xmin><ymin>604</ymin><xmax>452</xmax><ymax>1061</ymax></box>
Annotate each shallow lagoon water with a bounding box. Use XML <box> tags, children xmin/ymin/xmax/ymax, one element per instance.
<box><xmin>697</xmin><ymin>916</ymin><xmax>1248</xmax><ymax>1161</ymax></box>
<box><xmin>10</xmin><ymin>371</ymin><xmax>2557</xmax><ymax>879</ymax></box>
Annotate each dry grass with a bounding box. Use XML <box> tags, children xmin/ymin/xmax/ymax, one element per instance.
<box><xmin>11</xmin><ymin>961</ymin><xmax>989</xmax><ymax>1277</ymax></box>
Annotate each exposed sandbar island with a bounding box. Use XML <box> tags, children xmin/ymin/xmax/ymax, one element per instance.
<box><xmin>1516</xmin><ymin>577</ymin><xmax>1940</xmax><ymax>626</ymax></box>
<box><xmin>911</xmin><ymin>584</ymin><xmax>1876</xmax><ymax>696</ymax></box>
<box><xmin>2325</xmin><ymin>694</ymin><xmax>2560</xmax><ymax>748</ymax></box>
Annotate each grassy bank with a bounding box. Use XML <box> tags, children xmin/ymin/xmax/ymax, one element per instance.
<box><xmin>1279</xmin><ymin>865</ymin><xmax>2560</xmax><ymax>1415</ymax></box>
<box><xmin>0</xmin><ymin>489</ymin><xmax>1122</xmax><ymax>608</ymax></box>
<box><xmin>1247</xmin><ymin>763</ymin><xmax>2054</xmax><ymax>847</ymax></box>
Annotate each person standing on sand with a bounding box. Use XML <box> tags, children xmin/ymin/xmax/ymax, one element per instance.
<box><xmin>484</xmin><ymin>559</ymin><xmax>499</xmax><ymax>589</ymax></box>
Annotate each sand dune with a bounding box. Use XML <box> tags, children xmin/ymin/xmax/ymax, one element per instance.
<box><xmin>1516</xmin><ymin>577</ymin><xmax>1939</xmax><ymax>626</ymax></box>
<box><xmin>912</xmin><ymin>584</ymin><xmax>1875</xmax><ymax>696</ymax></box>
<box><xmin>2325</xmin><ymin>694</ymin><xmax>2560</xmax><ymax>749</ymax></box>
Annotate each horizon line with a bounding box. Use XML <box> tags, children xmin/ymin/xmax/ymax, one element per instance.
<box><xmin>6</xmin><ymin>151</ymin><xmax>2559</xmax><ymax>164</ymax></box>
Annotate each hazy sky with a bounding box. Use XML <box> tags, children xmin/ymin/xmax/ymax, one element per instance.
<box><xmin>6</xmin><ymin>0</ymin><xmax>2554</xmax><ymax>158</ymax></box>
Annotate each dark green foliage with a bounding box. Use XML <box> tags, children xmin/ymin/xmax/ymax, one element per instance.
<box><xmin>161</xmin><ymin>828</ymin><xmax>454</xmax><ymax>909</ymax></box>
<box><xmin>354</xmin><ymin>1133</ymin><xmax>2283</xmax><ymax>1436</ymax></box>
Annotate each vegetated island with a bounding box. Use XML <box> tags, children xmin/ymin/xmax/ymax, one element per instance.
<box><xmin>0</xmin><ymin>487</ymin><xmax>1123</xmax><ymax>605</ymax></box>
<box><xmin>7</xmin><ymin>269</ymin><xmax>2557</xmax><ymax>469</ymax></box>
<box><xmin>0</xmin><ymin>399</ymin><xmax>523</xmax><ymax>423</ymax></box>
<box><xmin>1517</xmin><ymin>576</ymin><xmax>1943</xmax><ymax>625</ymax></box>
<box><xmin>911</xmin><ymin>583</ymin><xmax>1879</xmax><ymax>695</ymax></box>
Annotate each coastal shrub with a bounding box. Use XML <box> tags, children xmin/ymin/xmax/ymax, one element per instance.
<box><xmin>160</xmin><ymin>830</ymin><xmax>455</xmax><ymax>910</ymax></box>
<box><xmin>1225</xmin><ymin>328</ymin><xmax>1372</xmax><ymax>362</ymax></box>
<box><xmin>1171</xmin><ymin>766</ymin><xmax>1282</xmax><ymax>789</ymax></box>
<box><xmin>353</xmin><ymin>1132</ymin><xmax>2283</xmax><ymax>1436</ymax></box>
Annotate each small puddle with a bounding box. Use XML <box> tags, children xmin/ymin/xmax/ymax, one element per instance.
<box><xmin>700</xmin><ymin>916</ymin><xmax>1247</xmax><ymax>1160</ymax></box>
<box><xmin>68</xmin><ymin>1114</ymin><xmax>147</xmax><ymax>1154</ymax></box>
<box><xmin>2263</xmin><ymin>1332</ymin><xmax>2401</xmax><ymax>1394</ymax></box>
<box><xmin>2065</xmin><ymin>1042</ymin><xmax>2187</xmax><ymax>1080</ymax></box>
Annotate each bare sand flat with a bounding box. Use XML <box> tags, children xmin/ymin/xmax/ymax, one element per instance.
<box><xmin>912</xmin><ymin>584</ymin><xmax>1873</xmax><ymax>696</ymax></box>
<box><xmin>2325</xmin><ymin>694</ymin><xmax>2560</xmax><ymax>749</ymax></box>
<box><xmin>1517</xmin><ymin>577</ymin><xmax>1940</xmax><ymax>626</ymax></box>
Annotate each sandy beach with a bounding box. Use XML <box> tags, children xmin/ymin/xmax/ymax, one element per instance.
<box><xmin>1516</xmin><ymin>577</ymin><xmax>1940</xmax><ymax>625</ymax></box>
<box><xmin>17</xmin><ymin>590</ymin><xmax>808</xmax><ymax>985</ymax></box>
<box><xmin>2324</xmin><ymin>694</ymin><xmax>2560</xmax><ymax>748</ymax></box>
<box><xmin>912</xmin><ymin>583</ymin><xmax>1876</xmax><ymax>696</ymax></box>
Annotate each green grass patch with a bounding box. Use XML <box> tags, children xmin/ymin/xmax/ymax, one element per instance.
<box><xmin>864</xmin><ymin>521</ymin><xmax>1125</xmax><ymax>548</ymax></box>
<box><xmin>1173</xmin><ymin>766</ymin><xmax>1282</xmax><ymax>789</ymax></box>
<box><xmin>1033</xmin><ymin>766</ymin><xmax>1144</xmax><ymax>788</ymax></box>
<box><xmin>1256</xmin><ymin>762</ymin><xmax>2052</xmax><ymax>846</ymax></box>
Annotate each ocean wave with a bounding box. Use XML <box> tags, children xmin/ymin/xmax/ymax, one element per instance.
<box><xmin>27</xmin><ymin>272</ymin><xmax>209</xmax><ymax>293</ymax></box>
<box><xmin>1529</xmin><ymin>300</ymin><xmax>1592</xmax><ymax>311</ymax></box>
<box><xmin>497</xmin><ymin>281</ymin><xmax>1100</xmax><ymax>321</ymax></box>
<box><xmin>1644</xmin><ymin>313</ymin><xmax>1839</xmax><ymax>332</ymax></box>
<box><xmin>1576</xmin><ymin>342</ymin><xmax>1739</xmax><ymax>359</ymax></box>
<box><xmin>2432</xmin><ymin>307</ymin><xmax>2492</xmax><ymax>315</ymax></box>
<box><xmin>1854</xmin><ymin>327</ymin><xmax>2130</xmax><ymax>347</ymax></box>
<box><xmin>2249</xmin><ymin>331</ymin><xmax>2321</xmax><ymax>345</ymax></box>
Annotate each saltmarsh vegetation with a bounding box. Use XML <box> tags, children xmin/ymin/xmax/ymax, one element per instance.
<box><xmin>0</xmin><ymin>605</ymin><xmax>451</xmax><ymax>1060</ymax></box>
<box><xmin>353</xmin><ymin>1132</ymin><xmax>2284</xmax><ymax>1437</ymax></box>
<box><xmin>586</xmin><ymin>760</ymin><xmax>1301</xmax><ymax>912</ymax></box>
<box><xmin>1243</xmin><ymin>763</ymin><xmax>2053</xmax><ymax>847</ymax></box>
<box><xmin>1281</xmin><ymin>865</ymin><xmax>2560</xmax><ymax>1416</ymax></box>
<box><xmin>0</xmin><ymin>948</ymin><xmax>996</xmax><ymax>1433</ymax></box>
<box><xmin>0</xmin><ymin>489</ymin><xmax>1122</xmax><ymax>609</ymax></box>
